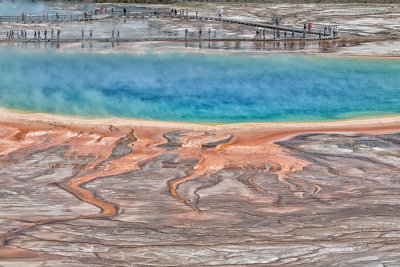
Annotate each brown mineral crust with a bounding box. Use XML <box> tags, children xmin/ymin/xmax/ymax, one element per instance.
<box><xmin>0</xmin><ymin>246</ymin><xmax>57</xmax><ymax>261</ymax></box>
<box><xmin>0</xmin><ymin>113</ymin><xmax>399</xmax><ymax>265</ymax></box>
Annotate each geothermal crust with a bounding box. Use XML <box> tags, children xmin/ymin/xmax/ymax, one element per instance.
<box><xmin>0</xmin><ymin>111</ymin><xmax>399</xmax><ymax>266</ymax></box>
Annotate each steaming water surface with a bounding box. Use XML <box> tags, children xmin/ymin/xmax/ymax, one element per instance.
<box><xmin>0</xmin><ymin>49</ymin><xmax>399</xmax><ymax>123</ymax></box>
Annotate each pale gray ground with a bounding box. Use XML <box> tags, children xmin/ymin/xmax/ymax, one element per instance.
<box><xmin>1</xmin><ymin>131</ymin><xmax>400</xmax><ymax>266</ymax></box>
<box><xmin>0</xmin><ymin>3</ymin><xmax>399</xmax><ymax>54</ymax></box>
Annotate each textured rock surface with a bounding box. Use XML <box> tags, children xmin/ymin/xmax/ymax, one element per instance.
<box><xmin>0</xmin><ymin>119</ymin><xmax>399</xmax><ymax>266</ymax></box>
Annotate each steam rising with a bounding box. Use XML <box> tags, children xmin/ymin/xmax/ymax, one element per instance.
<box><xmin>0</xmin><ymin>0</ymin><xmax>50</xmax><ymax>15</ymax></box>
<box><xmin>0</xmin><ymin>48</ymin><xmax>399</xmax><ymax>123</ymax></box>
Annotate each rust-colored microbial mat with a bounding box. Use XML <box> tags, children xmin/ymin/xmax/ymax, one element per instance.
<box><xmin>0</xmin><ymin>116</ymin><xmax>399</xmax><ymax>265</ymax></box>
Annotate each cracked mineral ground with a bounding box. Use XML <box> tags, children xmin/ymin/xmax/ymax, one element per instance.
<box><xmin>0</xmin><ymin>116</ymin><xmax>399</xmax><ymax>266</ymax></box>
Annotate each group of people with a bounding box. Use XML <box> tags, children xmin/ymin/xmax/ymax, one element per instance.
<box><xmin>5</xmin><ymin>28</ymin><xmax>61</xmax><ymax>40</ymax></box>
<box><xmin>20</xmin><ymin>12</ymin><xmax>28</xmax><ymax>21</ymax></box>
<box><xmin>253</xmin><ymin>21</ymin><xmax>339</xmax><ymax>40</ymax></box>
<box><xmin>168</xmin><ymin>8</ymin><xmax>222</xmax><ymax>19</ymax></box>
<box><xmin>4</xmin><ymin>27</ymin><xmax>126</xmax><ymax>41</ymax></box>
<box><xmin>303</xmin><ymin>23</ymin><xmax>339</xmax><ymax>38</ymax></box>
<box><xmin>94</xmin><ymin>7</ymin><xmax>105</xmax><ymax>15</ymax></box>
<box><xmin>318</xmin><ymin>25</ymin><xmax>339</xmax><ymax>38</ymax></box>
<box><xmin>254</xmin><ymin>28</ymin><xmax>296</xmax><ymax>40</ymax></box>
<box><xmin>111</xmin><ymin>29</ymin><xmax>120</xmax><ymax>39</ymax></box>
<box><xmin>83</xmin><ymin>11</ymin><xmax>93</xmax><ymax>19</ymax></box>
<box><xmin>5</xmin><ymin>29</ymin><xmax>24</xmax><ymax>39</ymax></box>
<box><xmin>184</xmin><ymin>28</ymin><xmax>214</xmax><ymax>39</ymax></box>
<box><xmin>81</xmin><ymin>29</ymin><xmax>93</xmax><ymax>39</ymax></box>
<box><xmin>3</xmin><ymin>9</ymin><xmax>341</xmax><ymax>43</ymax></box>
<box><xmin>34</xmin><ymin>28</ymin><xmax>61</xmax><ymax>39</ymax></box>
<box><xmin>170</xmin><ymin>8</ymin><xmax>188</xmax><ymax>17</ymax></box>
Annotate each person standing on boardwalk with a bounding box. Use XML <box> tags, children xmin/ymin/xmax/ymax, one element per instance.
<box><xmin>199</xmin><ymin>28</ymin><xmax>202</xmax><ymax>39</ymax></box>
<box><xmin>111</xmin><ymin>29</ymin><xmax>115</xmax><ymax>39</ymax></box>
<box><xmin>57</xmin><ymin>29</ymin><xmax>61</xmax><ymax>40</ymax></box>
<box><xmin>218</xmin><ymin>10</ymin><xmax>222</xmax><ymax>19</ymax></box>
<box><xmin>81</xmin><ymin>29</ymin><xmax>84</xmax><ymax>39</ymax></box>
<box><xmin>304</xmin><ymin>23</ymin><xmax>306</xmax><ymax>31</ymax></box>
<box><xmin>34</xmin><ymin>30</ymin><xmax>37</xmax><ymax>39</ymax></box>
<box><xmin>185</xmin><ymin>29</ymin><xmax>188</xmax><ymax>39</ymax></box>
<box><xmin>303</xmin><ymin>30</ymin><xmax>306</xmax><ymax>38</ymax></box>
<box><xmin>123</xmin><ymin>8</ymin><xmax>127</xmax><ymax>16</ymax></box>
<box><xmin>117</xmin><ymin>30</ymin><xmax>120</xmax><ymax>39</ymax></box>
<box><xmin>196</xmin><ymin>10</ymin><xmax>198</xmax><ymax>18</ymax></box>
<box><xmin>44</xmin><ymin>29</ymin><xmax>47</xmax><ymax>39</ymax></box>
<box><xmin>275</xmin><ymin>18</ymin><xmax>279</xmax><ymax>25</ymax></box>
<box><xmin>89</xmin><ymin>29</ymin><xmax>93</xmax><ymax>39</ymax></box>
<box><xmin>319</xmin><ymin>30</ymin><xmax>322</xmax><ymax>39</ymax></box>
<box><xmin>51</xmin><ymin>29</ymin><xmax>54</xmax><ymax>39</ymax></box>
<box><xmin>208</xmin><ymin>28</ymin><xmax>211</xmax><ymax>39</ymax></box>
<box><xmin>308</xmin><ymin>23</ymin><xmax>312</xmax><ymax>33</ymax></box>
<box><xmin>291</xmin><ymin>29</ymin><xmax>295</xmax><ymax>38</ymax></box>
<box><xmin>37</xmin><ymin>29</ymin><xmax>40</xmax><ymax>39</ymax></box>
<box><xmin>324</xmin><ymin>25</ymin><xmax>327</xmax><ymax>36</ymax></box>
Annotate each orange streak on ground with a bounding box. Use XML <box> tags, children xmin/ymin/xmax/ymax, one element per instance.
<box><xmin>228</xmin><ymin>124</ymin><xmax>400</xmax><ymax>146</ymax></box>
<box><xmin>0</xmin><ymin>116</ymin><xmax>399</xmax><ymax>250</ymax></box>
<box><xmin>0</xmin><ymin>123</ymin><xmax>169</xmax><ymax>248</ymax></box>
<box><xmin>247</xmin><ymin>172</ymin><xmax>269</xmax><ymax>195</ymax></box>
<box><xmin>167</xmin><ymin>131</ymin><xmax>239</xmax><ymax>212</ymax></box>
<box><xmin>61</xmin><ymin>147</ymin><xmax>165</xmax><ymax>214</ymax></box>
<box><xmin>168</xmin><ymin>168</ymin><xmax>206</xmax><ymax>213</ymax></box>
<box><xmin>171</xmin><ymin>136</ymin><xmax>313</xmax><ymax>210</ymax></box>
<box><xmin>0</xmin><ymin>246</ymin><xmax>54</xmax><ymax>261</ymax></box>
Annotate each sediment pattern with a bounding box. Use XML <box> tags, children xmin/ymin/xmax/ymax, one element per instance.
<box><xmin>0</xmin><ymin>119</ymin><xmax>399</xmax><ymax>266</ymax></box>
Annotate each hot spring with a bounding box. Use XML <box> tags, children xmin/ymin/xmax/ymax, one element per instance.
<box><xmin>0</xmin><ymin>49</ymin><xmax>399</xmax><ymax>123</ymax></box>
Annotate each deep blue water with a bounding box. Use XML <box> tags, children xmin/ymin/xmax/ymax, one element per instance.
<box><xmin>0</xmin><ymin>49</ymin><xmax>399</xmax><ymax>123</ymax></box>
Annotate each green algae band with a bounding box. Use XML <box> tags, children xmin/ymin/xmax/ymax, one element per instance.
<box><xmin>0</xmin><ymin>50</ymin><xmax>399</xmax><ymax>123</ymax></box>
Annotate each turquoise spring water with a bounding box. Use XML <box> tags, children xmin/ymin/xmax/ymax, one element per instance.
<box><xmin>0</xmin><ymin>49</ymin><xmax>399</xmax><ymax>123</ymax></box>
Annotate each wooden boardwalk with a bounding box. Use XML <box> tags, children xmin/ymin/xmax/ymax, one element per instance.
<box><xmin>1</xmin><ymin>10</ymin><xmax>340</xmax><ymax>41</ymax></box>
<box><xmin>0</xmin><ymin>36</ymin><xmax>340</xmax><ymax>44</ymax></box>
<box><xmin>0</xmin><ymin>14</ymin><xmax>110</xmax><ymax>24</ymax></box>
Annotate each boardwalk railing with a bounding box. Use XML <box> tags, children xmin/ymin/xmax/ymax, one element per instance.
<box><xmin>0</xmin><ymin>36</ymin><xmax>341</xmax><ymax>44</ymax></box>
<box><xmin>0</xmin><ymin>14</ymin><xmax>99</xmax><ymax>23</ymax></box>
<box><xmin>0</xmin><ymin>9</ymin><xmax>159</xmax><ymax>24</ymax></box>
